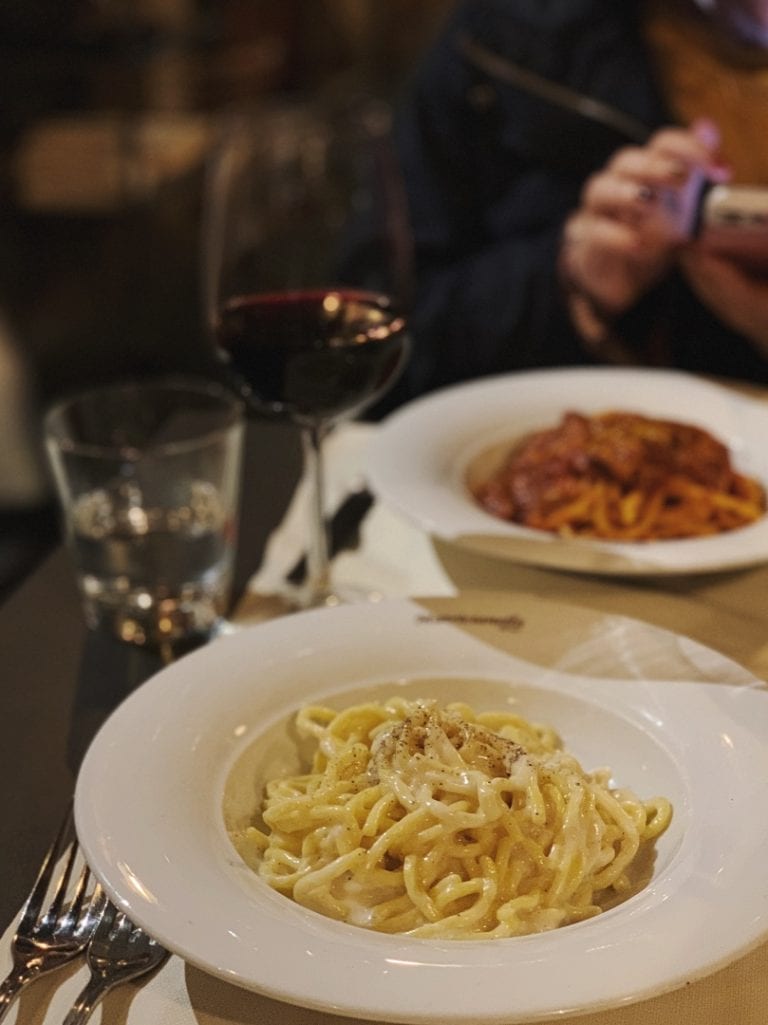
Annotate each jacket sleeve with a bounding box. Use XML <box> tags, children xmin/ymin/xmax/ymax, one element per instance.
<box><xmin>392</xmin><ymin>20</ymin><xmax>595</xmax><ymax>401</ymax></box>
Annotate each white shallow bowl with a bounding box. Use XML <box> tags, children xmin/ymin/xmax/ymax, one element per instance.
<box><xmin>366</xmin><ymin>366</ymin><xmax>768</xmax><ymax>575</ymax></box>
<box><xmin>75</xmin><ymin>593</ymin><xmax>768</xmax><ymax>1024</ymax></box>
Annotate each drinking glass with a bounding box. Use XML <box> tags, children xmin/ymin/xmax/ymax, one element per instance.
<box><xmin>202</xmin><ymin>96</ymin><xmax>412</xmax><ymax>608</ymax></box>
<box><xmin>44</xmin><ymin>377</ymin><xmax>244</xmax><ymax>654</ymax></box>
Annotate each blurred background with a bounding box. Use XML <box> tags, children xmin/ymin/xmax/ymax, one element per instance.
<box><xmin>0</xmin><ymin>0</ymin><xmax>451</xmax><ymax>598</ymax></box>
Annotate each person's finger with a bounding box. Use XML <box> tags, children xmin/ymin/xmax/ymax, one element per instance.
<box><xmin>581</xmin><ymin>173</ymin><xmax>660</xmax><ymax>223</ymax></box>
<box><xmin>648</xmin><ymin>126</ymin><xmax>714</xmax><ymax>160</ymax></box>
<box><xmin>563</xmin><ymin>214</ymin><xmax>644</xmax><ymax>276</ymax></box>
<box><xmin>609</xmin><ymin>147</ymin><xmax>691</xmax><ymax>187</ymax></box>
<box><xmin>680</xmin><ymin>248</ymin><xmax>757</xmax><ymax>292</ymax></box>
<box><xmin>648</xmin><ymin>122</ymin><xmax>731</xmax><ymax>181</ymax></box>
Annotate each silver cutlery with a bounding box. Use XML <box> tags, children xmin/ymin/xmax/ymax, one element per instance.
<box><xmin>0</xmin><ymin>803</ymin><xmax>106</xmax><ymax>1022</ymax></box>
<box><xmin>62</xmin><ymin>901</ymin><xmax>170</xmax><ymax>1024</ymax></box>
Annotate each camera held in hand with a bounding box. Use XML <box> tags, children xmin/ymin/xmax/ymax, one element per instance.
<box><xmin>695</xmin><ymin>184</ymin><xmax>768</xmax><ymax>274</ymax></box>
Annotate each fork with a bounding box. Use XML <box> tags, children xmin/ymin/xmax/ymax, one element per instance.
<box><xmin>0</xmin><ymin>803</ymin><xmax>106</xmax><ymax>1022</ymax></box>
<box><xmin>62</xmin><ymin>901</ymin><xmax>170</xmax><ymax>1024</ymax></box>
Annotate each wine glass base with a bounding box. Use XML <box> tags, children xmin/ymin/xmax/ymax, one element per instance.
<box><xmin>226</xmin><ymin>579</ymin><xmax>390</xmax><ymax>633</ymax></box>
<box><xmin>274</xmin><ymin>578</ymin><xmax>388</xmax><ymax>612</ymax></box>
<box><xmin>320</xmin><ymin>583</ymin><xmax>388</xmax><ymax>608</ymax></box>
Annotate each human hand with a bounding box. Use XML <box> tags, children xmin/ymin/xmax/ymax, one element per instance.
<box><xmin>560</xmin><ymin>119</ymin><xmax>730</xmax><ymax>325</ymax></box>
<box><xmin>679</xmin><ymin>247</ymin><xmax>768</xmax><ymax>357</ymax></box>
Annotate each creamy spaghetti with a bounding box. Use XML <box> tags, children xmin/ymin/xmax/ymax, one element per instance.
<box><xmin>229</xmin><ymin>697</ymin><xmax>672</xmax><ymax>939</ymax></box>
<box><xmin>471</xmin><ymin>410</ymin><xmax>765</xmax><ymax>540</ymax></box>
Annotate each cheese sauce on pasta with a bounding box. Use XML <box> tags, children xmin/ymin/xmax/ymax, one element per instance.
<box><xmin>229</xmin><ymin>697</ymin><xmax>672</xmax><ymax>939</ymax></box>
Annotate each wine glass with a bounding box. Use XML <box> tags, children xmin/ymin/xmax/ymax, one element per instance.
<box><xmin>202</xmin><ymin>96</ymin><xmax>412</xmax><ymax>608</ymax></box>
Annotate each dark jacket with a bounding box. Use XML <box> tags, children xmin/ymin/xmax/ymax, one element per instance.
<box><xmin>393</xmin><ymin>0</ymin><xmax>768</xmax><ymax>403</ymax></box>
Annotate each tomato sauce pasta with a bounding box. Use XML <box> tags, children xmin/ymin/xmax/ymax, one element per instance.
<box><xmin>471</xmin><ymin>411</ymin><xmax>765</xmax><ymax>540</ymax></box>
<box><xmin>229</xmin><ymin>697</ymin><xmax>672</xmax><ymax>939</ymax></box>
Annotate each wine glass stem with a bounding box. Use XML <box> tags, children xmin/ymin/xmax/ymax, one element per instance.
<box><xmin>301</xmin><ymin>422</ymin><xmax>332</xmax><ymax>606</ymax></box>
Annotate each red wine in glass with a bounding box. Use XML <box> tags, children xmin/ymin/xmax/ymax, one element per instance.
<box><xmin>215</xmin><ymin>286</ymin><xmax>409</xmax><ymax>608</ymax></box>
<box><xmin>216</xmin><ymin>289</ymin><xmax>409</xmax><ymax>424</ymax></box>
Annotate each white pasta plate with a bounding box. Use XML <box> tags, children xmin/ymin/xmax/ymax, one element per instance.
<box><xmin>74</xmin><ymin>593</ymin><xmax>768</xmax><ymax>1024</ymax></box>
<box><xmin>366</xmin><ymin>366</ymin><xmax>768</xmax><ymax>575</ymax></box>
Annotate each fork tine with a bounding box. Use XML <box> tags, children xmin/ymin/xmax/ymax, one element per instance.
<box><xmin>38</xmin><ymin>831</ymin><xmax>80</xmax><ymax>934</ymax></box>
<box><xmin>109</xmin><ymin>912</ymin><xmax>131</xmax><ymax>945</ymax></box>
<box><xmin>16</xmin><ymin>800</ymin><xmax>76</xmax><ymax>935</ymax></box>
<box><xmin>65</xmin><ymin>863</ymin><xmax>93</xmax><ymax>922</ymax></box>
<box><xmin>94</xmin><ymin>901</ymin><xmax>119</xmax><ymax>938</ymax></box>
<box><xmin>57</xmin><ymin>869</ymin><xmax>105</xmax><ymax>938</ymax></box>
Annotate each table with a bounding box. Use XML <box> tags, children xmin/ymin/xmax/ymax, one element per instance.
<box><xmin>3</xmin><ymin>392</ymin><xmax>768</xmax><ymax>1025</ymax></box>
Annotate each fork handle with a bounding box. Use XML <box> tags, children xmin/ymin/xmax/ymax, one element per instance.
<box><xmin>0</xmin><ymin>965</ymin><xmax>37</xmax><ymax>1024</ymax></box>
<box><xmin>62</xmin><ymin>975</ymin><xmax>113</xmax><ymax>1025</ymax></box>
